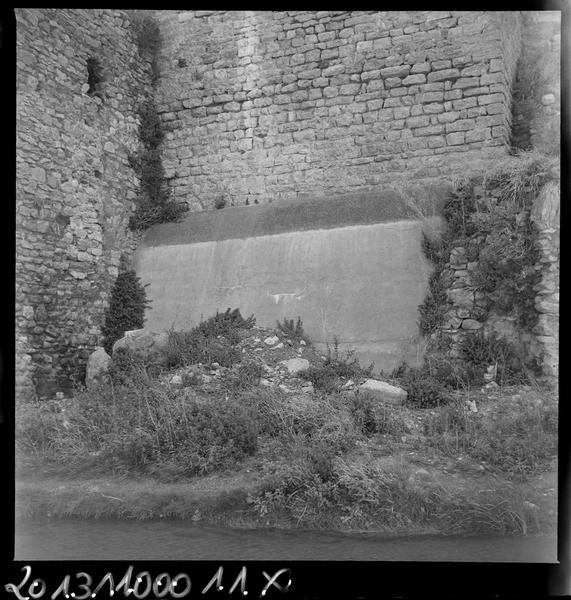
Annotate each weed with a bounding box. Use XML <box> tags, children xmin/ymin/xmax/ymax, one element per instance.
<box><xmin>392</xmin><ymin>363</ymin><xmax>451</xmax><ymax>408</ymax></box>
<box><xmin>225</xmin><ymin>361</ymin><xmax>263</xmax><ymax>391</ymax></box>
<box><xmin>164</xmin><ymin>329</ymin><xmax>239</xmax><ymax>369</ymax></box>
<box><xmin>101</xmin><ymin>271</ymin><xmax>150</xmax><ymax>354</ymax></box>
<box><xmin>459</xmin><ymin>331</ymin><xmax>527</xmax><ymax>385</ymax></box>
<box><xmin>163</xmin><ymin>309</ymin><xmax>253</xmax><ymax>369</ymax></box>
<box><xmin>129</xmin><ymin>100</ymin><xmax>187</xmax><ymax>231</ymax></box>
<box><xmin>423</xmin><ymin>394</ymin><xmax>557</xmax><ymax>475</ymax></box>
<box><xmin>349</xmin><ymin>393</ymin><xmax>408</xmax><ymax>436</ymax></box>
<box><xmin>301</xmin><ymin>339</ymin><xmax>373</xmax><ymax>393</ymax></box>
<box><xmin>17</xmin><ymin>378</ymin><xmax>259</xmax><ymax>478</ymax></box>
<box><xmin>277</xmin><ymin>317</ymin><xmax>305</xmax><ymax>342</ymax></box>
<box><xmin>194</xmin><ymin>308</ymin><xmax>255</xmax><ymax>340</ymax></box>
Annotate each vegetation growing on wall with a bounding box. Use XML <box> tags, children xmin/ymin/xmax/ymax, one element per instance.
<box><xmin>419</xmin><ymin>152</ymin><xmax>557</xmax><ymax>336</ymax></box>
<box><xmin>128</xmin><ymin>99</ymin><xmax>187</xmax><ymax>231</ymax></box>
<box><xmin>128</xmin><ymin>12</ymin><xmax>187</xmax><ymax>231</ymax></box>
<box><xmin>400</xmin><ymin>152</ymin><xmax>559</xmax><ymax>399</ymax></box>
<box><xmin>101</xmin><ymin>270</ymin><xmax>150</xmax><ymax>353</ymax></box>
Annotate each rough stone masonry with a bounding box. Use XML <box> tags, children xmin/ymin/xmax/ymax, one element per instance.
<box><xmin>15</xmin><ymin>10</ymin><xmax>560</xmax><ymax>398</ymax></box>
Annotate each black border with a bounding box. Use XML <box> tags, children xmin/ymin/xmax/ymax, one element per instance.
<box><xmin>3</xmin><ymin>4</ymin><xmax>570</xmax><ymax>599</ymax></box>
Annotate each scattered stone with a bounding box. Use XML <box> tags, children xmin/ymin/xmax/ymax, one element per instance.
<box><xmin>483</xmin><ymin>381</ymin><xmax>499</xmax><ymax>390</ymax></box>
<box><xmin>272</xmin><ymin>342</ymin><xmax>284</xmax><ymax>349</ymax></box>
<box><xmin>85</xmin><ymin>347</ymin><xmax>112</xmax><ymax>388</ymax></box>
<box><xmin>279</xmin><ymin>357</ymin><xmax>310</xmax><ymax>375</ymax></box>
<box><xmin>299</xmin><ymin>340</ymin><xmax>306</xmax><ymax>346</ymax></box>
<box><xmin>279</xmin><ymin>383</ymin><xmax>294</xmax><ymax>393</ymax></box>
<box><xmin>260</xmin><ymin>378</ymin><xmax>272</xmax><ymax>387</ymax></box>
<box><xmin>169</xmin><ymin>374</ymin><xmax>183</xmax><ymax>387</ymax></box>
<box><xmin>112</xmin><ymin>328</ymin><xmax>168</xmax><ymax>365</ymax></box>
<box><xmin>358</xmin><ymin>379</ymin><xmax>407</xmax><ymax>404</ymax></box>
<box><xmin>541</xmin><ymin>93</ymin><xmax>555</xmax><ymax>105</ymax></box>
<box><xmin>264</xmin><ymin>335</ymin><xmax>280</xmax><ymax>346</ymax></box>
<box><xmin>483</xmin><ymin>364</ymin><xmax>497</xmax><ymax>382</ymax></box>
<box><xmin>465</xmin><ymin>399</ymin><xmax>478</xmax><ymax>412</ymax></box>
<box><xmin>414</xmin><ymin>468</ymin><xmax>430</xmax><ymax>479</ymax></box>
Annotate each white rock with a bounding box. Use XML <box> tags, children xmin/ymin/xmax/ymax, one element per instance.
<box><xmin>169</xmin><ymin>374</ymin><xmax>183</xmax><ymax>387</ymax></box>
<box><xmin>279</xmin><ymin>358</ymin><xmax>310</xmax><ymax>375</ymax></box>
<box><xmin>264</xmin><ymin>335</ymin><xmax>280</xmax><ymax>346</ymax></box>
<box><xmin>358</xmin><ymin>379</ymin><xmax>407</xmax><ymax>404</ymax></box>
<box><xmin>85</xmin><ymin>347</ymin><xmax>112</xmax><ymax>388</ymax></box>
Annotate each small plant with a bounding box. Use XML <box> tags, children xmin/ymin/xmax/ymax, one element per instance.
<box><xmin>301</xmin><ymin>340</ymin><xmax>373</xmax><ymax>393</ymax></box>
<box><xmin>349</xmin><ymin>393</ymin><xmax>408</xmax><ymax>436</ymax></box>
<box><xmin>214</xmin><ymin>196</ymin><xmax>226</xmax><ymax>210</ymax></box>
<box><xmin>101</xmin><ymin>271</ymin><xmax>150</xmax><ymax>354</ymax></box>
<box><xmin>277</xmin><ymin>317</ymin><xmax>305</xmax><ymax>341</ymax></box>
<box><xmin>392</xmin><ymin>362</ymin><xmax>451</xmax><ymax>408</ymax></box>
<box><xmin>194</xmin><ymin>308</ymin><xmax>255</xmax><ymax>340</ymax></box>
<box><xmin>226</xmin><ymin>361</ymin><xmax>263</xmax><ymax>391</ymax></box>
<box><xmin>163</xmin><ymin>309</ymin><xmax>254</xmax><ymax>369</ymax></box>
<box><xmin>459</xmin><ymin>331</ymin><xmax>525</xmax><ymax>386</ymax></box>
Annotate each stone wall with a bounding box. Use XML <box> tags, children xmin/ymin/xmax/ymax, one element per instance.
<box><xmin>512</xmin><ymin>11</ymin><xmax>560</xmax><ymax>154</ymax></box>
<box><xmin>153</xmin><ymin>11</ymin><xmax>522</xmax><ymax>210</ymax></box>
<box><xmin>16</xmin><ymin>9</ymin><xmax>153</xmax><ymax>398</ymax></box>
<box><xmin>434</xmin><ymin>173</ymin><xmax>559</xmax><ymax>382</ymax></box>
<box><xmin>531</xmin><ymin>181</ymin><xmax>560</xmax><ymax>379</ymax></box>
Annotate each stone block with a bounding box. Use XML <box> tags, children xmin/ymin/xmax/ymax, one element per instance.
<box><xmin>358</xmin><ymin>379</ymin><xmax>407</xmax><ymax>404</ymax></box>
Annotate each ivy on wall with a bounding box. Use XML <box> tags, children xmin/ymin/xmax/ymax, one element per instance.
<box><xmin>419</xmin><ymin>152</ymin><xmax>558</xmax><ymax>340</ymax></box>
<box><xmin>128</xmin><ymin>13</ymin><xmax>187</xmax><ymax>231</ymax></box>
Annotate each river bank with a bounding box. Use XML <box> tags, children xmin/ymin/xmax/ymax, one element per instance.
<box><xmin>16</xmin><ymin>319</ymin><xmax>558</xmax><ymax>537</ymax></box>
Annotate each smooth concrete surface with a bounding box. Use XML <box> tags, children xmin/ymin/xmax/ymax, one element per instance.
<box><xmin>134</xmin><ymin>219</ymin><xmax>437</xmax><ymax>373</ymax></box>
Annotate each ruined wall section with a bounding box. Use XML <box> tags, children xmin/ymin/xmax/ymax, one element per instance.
<box><xmin>512</xmin><ymin>11</ymin><xmax>560</xmax><ymax>154</ymax></box>
<box><xmin>154</xmin><ymin>11</ymin><xmax>523</xmax><ymax>210</ymax></box>
<box><xmin>16</xmin><ymin>9</ymin><xmax>153</xmax><ymax>398</ymax></box>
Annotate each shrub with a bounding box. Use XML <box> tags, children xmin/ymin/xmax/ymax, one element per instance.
<box><xmin>423</xmin><ymin>394</ymin><xmax>558</xmax><ymax>475</ymax></box>
<box><xmin>277</xmin><ymin>317</ymin><xmax>305</xmax><ymax>342</ymax></box>
<box><xmin>129</xmin><ymin>100</ymin><xmax>187</xmax><ymax>231</ymax></box>
<box><xmin>163</xmin><ymin>309</ymin><xmax>254</xmax><ymax>369</ymax></box>
<box><xmin>459</xmin><ymin>331</ymin><xmax>526</xmax><ymax>385</ymax></box>
<box><xmin>17</xmin><ymin>377</ymin><xmax>259</xmax><ymax>478</ymax></box>
<box><xmin>164</xmin><ymin>329</ymin><xmax>239</xmax><ymax>369</ymax></box>
<box><xmin>349</xmin><ymin>393</ymin><xmax>408</xmax><ymax>437</ymax></box>
<box><xmin>194</xmin><ymin>308</ymin><xmax>255</xmax><ymax>341</ymax></box>
<box><xmin>392</xmin><ymin>363</ymin><xmax>451</xmax><ymax>408</ymax></box>
<box><xmin>214</xmin><ymin>196</ymin><xmax>226</xmax><ymax>209</ymax></box>
<box><xmin>101</xmin><ymin>271</ymin><xmax>150</xmax><ymax>353</ymax></box>
<box><xmin>226</xmin><ymin>361</ymin><xmax>263</xmax><ymax>391</ymax></box>
<box><xmin>301</xmin><ymin>339</ymin><xmax>373</xmax><ymax>393</ymax></box>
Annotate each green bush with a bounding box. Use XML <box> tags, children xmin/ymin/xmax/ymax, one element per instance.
<box><xmin>226</xmin><ymin>361</ymin><xmax>263</xmax><ymax>391</ymax></box>
<box><xmin>194</xmin><ymin>308</ymin><xmax>255</xmax><ymax>341</ymax></box>
<box><xmin>392</xmin><ymin>363</ymin><xmax>451</xmax><ymax>408</ymax></box>
<box><xmin>163</xmin><ymin>309</ymin><xmax>253</xmax><ymax>369</ymax></box>
<box><xmin>459</xmin><ymin>331</ymin><xmax>525</xmax><ymax>385</ymax></box>
<box><xmin>17</xmin><ymin>377</ymin><xmax>259</xmax><ymax>478</ymax></box>
<box><xmin>129</xmin><ymin>100</ymin><xmax>187</xmax><ymax>231</ymax></box>
<box><xmin>301</xmin><ymin>340</ymin><xmax>373</xmax><ymax>393</ymax></box>
<box><xmin>101</xmin><ymin>271</ymin><xmax>150</xmax><ymax>353</ymax></box>
<box><xmin>277</xmin><ymin>317</ymin><xmax>305</xmax><ymax>342</ymax></box>
<box><xmin>349</xmin><ymin>393</ymin><xmax>408</xmax><ymax>437</ymax></box>
<box><xmin>165</xmin><ymin>329</ymin><xmax>239</xmax><ymax>369</ymax></box>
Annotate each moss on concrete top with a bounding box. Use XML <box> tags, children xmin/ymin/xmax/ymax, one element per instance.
<box><xmin>141</xmin><ymin>186</ymin><xmax>449</xmax><ymax>246</ymax></box>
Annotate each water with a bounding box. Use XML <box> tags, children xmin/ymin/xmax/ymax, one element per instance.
<box><xmin>15</xmin><ymin>520</ymin><xmax>557</xmax><ymax>562</ymax></box>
